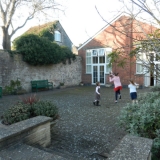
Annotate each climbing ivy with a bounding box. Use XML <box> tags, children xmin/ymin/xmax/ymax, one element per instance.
<box><xmin>12</xmin><ymin>34</ymin><xmax>75</xmax><ymax>65</ymax></box>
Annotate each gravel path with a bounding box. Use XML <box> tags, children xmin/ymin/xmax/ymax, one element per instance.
<box><xmin>0</xmin><ymin>86</ymin><xmax>149</xmax><ymax>160</ymax></box>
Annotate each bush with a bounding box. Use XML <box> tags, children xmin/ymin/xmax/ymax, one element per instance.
<box><xmin>118</xmin><ymin>91</ymin><xmax>160</xmax><ymax>159</ymax></box>
<box><xmin>32</xmin><ymin>101</ymin><xmax>58</xmax><ymax>120</ymax></box>
<box><xmin>2</xmin><ymin>103</ymin><xmax>31</xmax><ymax>125</ymax></box>
<box><xmin>12</xmin><ymin>34</ymin><xmax>76</xmax><ymax>65</ymax></box>
<box><xmin>1</xmin><ymin>97</ymin><xmax>59</xmax><ymax>125</ymax></box>
<box><xmin>2</xmin><ymin>78</ymin><xmax>23</xmax><ymax>95</ymax></box>
<box><xmin>119</xmin><ymin>92</ymin><xmax>160</xmax><ymax>138</ymax></box>
<box><xmin>150</xmin><ymin>85</ymin><xmax>160</xmax><ymax>92</ymax></box>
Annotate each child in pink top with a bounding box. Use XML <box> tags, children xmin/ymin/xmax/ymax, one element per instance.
<box><xmin>109</xmin><ymin>72</ymin><xmax>122</xmax><ymax>103</ymax></box>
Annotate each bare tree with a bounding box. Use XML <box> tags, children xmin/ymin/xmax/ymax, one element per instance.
<box><xmin>120</xmin><ymin>0</ymin><xmax>160</xmax><ymax>83</ymax></box>
<box><xmin>96</xmin><ymin>0</ymin><xmax>160</xmax><ymax>83</ymax></box>
<box><xmin>0</xmin><ymin>0</ymin><xmax>64</xmax><ymax>50</ymax></box>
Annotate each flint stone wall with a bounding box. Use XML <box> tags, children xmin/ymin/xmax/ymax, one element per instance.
<box><xmin>0</xmin><ymin>50</ymin><xmax>82</xmax><ymax>92</ymax></box>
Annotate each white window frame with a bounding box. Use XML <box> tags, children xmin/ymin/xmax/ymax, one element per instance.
<box><xmin>136</xmin><ymin>52</ymin><xmax>145</xmax><ymax>74</ymax></box>
<box><xmin>105</xmin><ymin>51</ymin><xmax>111</xmax><ymax>74</ymax></box>
<box><xmin>54</xmin><ymin>30</ymin><xmax>61</xmax><ymax>42</ymax></box>
<box><xmin>86</xmin><ymin>50</ymin><xmax>92</xmax><ymax>73</ymax></box>
<box><xmin>85</xmin><ymin>48</ymin><xmax>112</xmax><ymax>74</ymax></box>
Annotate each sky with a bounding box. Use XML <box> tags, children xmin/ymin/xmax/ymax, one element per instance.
<box><xmin>0</xmin><ymin>0</ymin><xmax>125</xmax><ymax>48</ymax></box>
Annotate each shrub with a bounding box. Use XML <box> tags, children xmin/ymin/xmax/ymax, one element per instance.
<box><xmin>1</xmin><ymin>95</ymin><xmax>59</xmax><ymax>125</ymax></box>
<box><xmin>32</xmin><ymin>101</ymin><xmax>58</xmax><ymax>120</ymax></box>
<box><xmin>2</xmin><ymin>103</ymin><xmax>31</xmax><ymax>125</ymax></box>
<box><xmin>119</xmin><ymin>92</ymin><xmax>160</xmax><ymax>138</ymax></box>
<box><xmin>150</xmin><ymin>85</ymin><xmax>160</xmax><ymax>92</ymax></box>
<box><xmin>152</xmin><ymin>130</ymin><xmax>160</xmax><ymax>160</ymax></box>
<box><xmin>3</xmin><ymin>78</ymin><xmax>22</xmax><ymax>95</ymax></box>
<box><xmin>12</xmin><ymin>34</ymin><xmax>76</xmax><ymax>65</ymax></box>
<box><xmin>118</xmin><ymin>91</ymin><xmax>160</xmax><ymax>159</ymax></box>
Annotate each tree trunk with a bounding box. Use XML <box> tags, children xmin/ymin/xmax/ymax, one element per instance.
<box><xmin>1</xmin><ymin>27</ymin><xmax>11</xmax><ymax>50</ymax></box>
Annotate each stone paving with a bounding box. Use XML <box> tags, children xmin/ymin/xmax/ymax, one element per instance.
<box><xmin>0</xmin><ymin>86</ymin><xmax>149</xmax><ymax>160</ymax></box>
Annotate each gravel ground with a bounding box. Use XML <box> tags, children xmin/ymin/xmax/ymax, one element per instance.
<box><xmin>0</xmin><ymin>86</ymin><xmax>149</xmax><ymax>160</ymax></box>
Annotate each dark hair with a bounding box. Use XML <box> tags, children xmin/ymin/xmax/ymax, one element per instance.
<box><xmin>96</xmin><ymin>82</ymin><xmax>100</xmax><ymax>86</ymax></box>
<box><xmin>114</xmin><ymin>73</ymin><xmax>119</xmax><ymax>76</ymax></box>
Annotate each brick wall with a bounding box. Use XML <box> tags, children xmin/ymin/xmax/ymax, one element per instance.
<box><xmin>78</xmin><ymin>16</ymin><xmax>156</xmax><ymax>86</ymax></box>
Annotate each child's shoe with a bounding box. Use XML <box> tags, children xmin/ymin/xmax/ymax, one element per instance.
<box><xmin>96</xmin><ymin>101</ymin><xmax>101</xmax><ymax>106</ymax></box>
<box><xmin>115</xmin><ymin>100</ymin><xmax>117</xmax><ymax>103</ymax></box>
<box><xmin>93</xmin><ymin>101</ymin><xmax>96</xmax><ymax>105</ymax></box>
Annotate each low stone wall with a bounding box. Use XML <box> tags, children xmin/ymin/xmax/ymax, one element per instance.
<box><xmin>0</xmin><ymin>116</ymin><xmax>52</xmax><ymax>149</ymax></box>
<box><xmin>108</xmin><ymin>135</ymin><xmax>153</xmax><ymax>160</ymax></box>
<box><xmin>0</xmin><ymin>50</ymin><xmax>82</xmax><ymax>92</ymax></box>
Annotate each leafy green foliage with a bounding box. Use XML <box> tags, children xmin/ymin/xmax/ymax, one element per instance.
<box><xmin>149</xmin><ymin>84</ymin><xmax>160</xmax><ymax>92</ymax></box>
<box><xmin>152</xmin><ymin>130</ymin><xmax>160</xmax><ymax>160</ymax></box>
<box><xmin>12</xmin><ymin>34</ymin><xmax>75</xmax><ymax>65</ymax></box>
<box><xmin>107</xmin><ymin>51</ymin><xmax>127</xmax><ymax>68</ymax></box>
<box><xmin>32</xmin><ymin>101</ymin><xmax>59</xmax><ymax>120</ymax></box>
<box><xmin>38</xmin><ymin>28</ymin><xmax>54</xmax><ymax>41</ymax></box>
<box><xmin>119</xmin><ymin>91</ymin><xmax>160</xmax><ymax>138</ymax></box>
<box><xmin>2</xmin><ymin>103</ymin><xmax>31</xmax><ymax>125</ymax></box>
<box><xmin>3</xmin><ymin>78</ymin><xmax>22</xmax><ymax>95</ymax></box>
<box><xmin>61</xmin><ymin>46</ymin><xmax>76</xmax><ymax>64</ymax></box>
<box><xmin>1</xmin><ymin>94</ymin><xmax>59</xmax><ymax>125</ymax></box>
<box><xmin>118</xmin><ymin>91</ymin><xmax>160</xmax><ymax>159</ymax></box>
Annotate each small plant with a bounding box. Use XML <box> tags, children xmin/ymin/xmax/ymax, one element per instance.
<box><xmin>19</xmin><ymin>94</ymin><xmax>40</xmax><ymax>105</ymax></box>
<box><xmin>31</xmin><ymin>101</ymin><xmax>59</xmax><ymax>120</ymax></box>
<box><xmin>59</xmin><ymin>82</ymin><xmax>64</xmax><ymax>86</ymax></box>
<box><xmin>3</xmin><ymin>78</ymin><xmax>22</xmax><ymax>95</ymax></box>
<box><xmin>2</xmin><ymin>103</ymin><xmax>31</xmax><ymax>125</ymax></box>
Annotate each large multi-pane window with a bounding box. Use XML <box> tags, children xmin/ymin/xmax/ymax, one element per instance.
<box><xmin>86</xmin><ymin>48</ymin><xmax>111</xmax><ymax>74</ymax></box>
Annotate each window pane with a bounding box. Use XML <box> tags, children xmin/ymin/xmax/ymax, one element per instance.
<box><xmin>86</xmin><ymin>57</ymin><xmax>91</xmax><ymax>64</ymax></box>
<box><xmin>93</xmin><ymin>66</ymin><xmax>98</xmax><ymax>83</ymax></box>
<box><xmin>105</xmin><ymin>51</ymin><xmax>110</xmax><ymax>63</ymax></box>
<box><xmin>136</xmin><ymin>63</ymin><xmax>143</xmax><ymax>73</ymax></box>
<box><xmin>54</xmin><ymin>31</ymin><xmax>61</xmax><ymax>42</ymax></box>
<box><xmin>86</xmin><ymin>50</ymin><xmax>91</xmax><ymax>56</ymax></box>
<box><xmin>93</xmin><ymin>57</ymin><xmax>98</xmax><ymax>64</ymax></box>
<box><xmin>99</xmin><ymin>49</ymin><xmax>105</xmax><ymax>56</ymax></box>
<box><xmin>100</xmin><ymin>66</ymin><xmax>104</xmax><ymax>83</ymax></box>
<box><xmin>86</xmin><ymin>65</ymin><xmax>91</xmax><ymax>73</ymax></box>
<box><xmin>99</xmin><ymin>56</ymin><xmax>105</xmax><ymax>63</ymax></box>
<box><xmin>92</xmin><ymin>50</ymin><xmax>98</xmax><ymax>56</ymax></box>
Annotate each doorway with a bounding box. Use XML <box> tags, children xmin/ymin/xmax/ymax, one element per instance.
<box><xmin>92</xmin><ymin>65</ymin><xmax>105</xmax><ymax>85</ymax></box>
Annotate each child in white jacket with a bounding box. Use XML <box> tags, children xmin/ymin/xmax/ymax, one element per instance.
<box><xmin>128</xmin><ymin>80</ymin><xmax>138</xmax><ymax>104</ymax></box>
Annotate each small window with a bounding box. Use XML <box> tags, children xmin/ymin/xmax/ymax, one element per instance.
<box><xmin>136</xmin><ymin>63</ymin><xmax>143</xmax><ymax>73</ymax></box>
<box><xmin>92</xmin><ymin>50</ymin><xmax>98</xmax><ymax>56</ymax></box>
<box><xmin>54</xmin><ymin>31</ymin><xmax>61</xmax><ymax>42</ymax></box>
<box><xmin>99</xmin><ymin>49</ymin><xmax>105</xmax><ymax>56</ymax></box>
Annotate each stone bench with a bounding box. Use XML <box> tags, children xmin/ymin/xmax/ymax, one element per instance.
<box><xmin>108</xmin><ymin>135</ymin><xmax>153</xmax><ymax>160</ymax></box>
<box><xmin>0</xmin><ymin>116</ymin><xmax>52</xmax><ymax>149</ymax></box>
